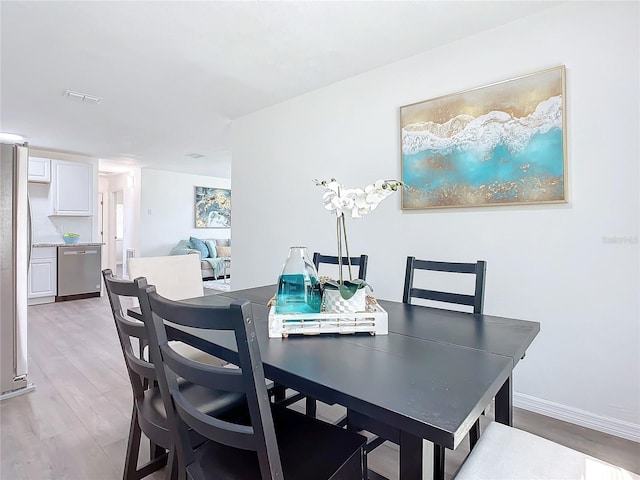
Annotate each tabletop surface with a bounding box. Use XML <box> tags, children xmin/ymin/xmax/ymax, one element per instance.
<box><xmin>162</xmin><ymin>287</ymin><xmax>540</xmax><ymax>449</ymax></box>
<box><xmin>219</xmin><ymin>286</ymin><xmax>539</xmax><ymax>364</ymax></box>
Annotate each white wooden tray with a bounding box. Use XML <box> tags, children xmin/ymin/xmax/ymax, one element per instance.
<box><xmin>268</xmin><ymin>300</ymin><xmax>388</xmax><ymax>338</ymax></box>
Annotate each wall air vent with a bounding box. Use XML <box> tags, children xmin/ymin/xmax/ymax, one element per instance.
<box><xmin>64</xmin><ymin>90</ymin><xmax>103</xmax><ymax>104</ymax></box>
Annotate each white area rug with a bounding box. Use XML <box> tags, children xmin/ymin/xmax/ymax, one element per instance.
<box><xmin>203</xmin><ymin>279</ymin><xmax>231</xmax><ymax>292</ymax></box>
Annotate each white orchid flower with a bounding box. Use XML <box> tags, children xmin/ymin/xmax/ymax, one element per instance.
<box><xmin>351</xmin><ymin>189</ymin><xmax>370</xmax><ymax>218</ymax></box>
<box><xmin>316</xmin><ymin>178</ymin><xmax>402</xmax><ymax>218</ymax></box>
<box><xmin>314</xmin><ymin>177</ymin><xmax>402</xmax><ymax>287</ymax></box>
<box><xmin>322</xmin><ymin>185</ymin><xmax>358</xmax><ymax>217</ymax></box>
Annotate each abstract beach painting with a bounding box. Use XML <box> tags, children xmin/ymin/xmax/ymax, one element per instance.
<box><xmin>195</xmin><ymin>187</ymin><xmax>231</xmax><ymax>228</ymax></box>
<box><xmin>401</xmin><ymin>66</ymin><xmax>566</xmax><ymax>209</ymax></box>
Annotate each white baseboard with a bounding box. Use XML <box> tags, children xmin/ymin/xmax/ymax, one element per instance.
<box><xmin>514</xmin><ymin>392</ymin><xmax>640</xmax><ymax>443</ymax></box>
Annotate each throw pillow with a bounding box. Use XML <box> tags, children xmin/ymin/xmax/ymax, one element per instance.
<box><xmin>189</xmin><ymin>237</ymin><xmax>209</xmax><ymax>258</ymax></box>
<box><xmin>204</xmin><ymin>240</ymin><xmax>218</xmax><ymax>259</ymax></box>
<box><xmin>216</xmin><ymin>246</ymin><xmax>231</xmax><ymax>257</ymax></box>
<box><xmin>215</xmin><ymin>238</ymin><xmax>230</xmax><ymax>247</ymax></box>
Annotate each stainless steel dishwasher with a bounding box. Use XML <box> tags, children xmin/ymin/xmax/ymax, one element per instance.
<box><xmin>57</xmin><ymin>245</ymin><xmax>102</xmax><ymax>300</ymax></box>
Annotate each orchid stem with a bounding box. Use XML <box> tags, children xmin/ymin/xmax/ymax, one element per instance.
<box><xmin>336</xmin><ymin>215</ymin><xmax>343</xmax><ymax>284</ymax></box>
<box><xmin>341</xmin><ymin>213</ymin><xmax>353</xmax><ymax>281</ymax></box>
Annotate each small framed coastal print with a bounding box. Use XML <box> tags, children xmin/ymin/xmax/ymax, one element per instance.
<box><xmin>400</xmin><ymin>66</ymin><xmax>567</xmax><ymax>209</ymax></box>
<box><xmin>195</xmin><ymin>187</ymin><xmax>231</xmax><ymax>228</ymax></box>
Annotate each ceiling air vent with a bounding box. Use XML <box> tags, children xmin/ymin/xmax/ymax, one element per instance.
<box><xmin>187</xmin><ymin>153</ymin><xmax>205</xmax><ymax>158</ymax></box>
<box><xmin>64</xmin><ymin>90</ymin><xmax>103</xmax><ymax>104</ymax></box>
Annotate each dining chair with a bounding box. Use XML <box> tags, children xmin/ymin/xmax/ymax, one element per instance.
<box><xmin>138</xmin><ymin>284</ymin><xmax>368</xmax><ymax>480</ymax></box>
<box><xmin>348</xmin><ymin>257</ymin><xmax>487</xmax><ymax>478</ymax></box>
<box><xmin>403</xmin><ymin>257</ymin><xmax>487</xmax><ymax>448</ymax></box>
<box><xmin>286</xmin><ymin>252</ymin><xmax>369</xmax><ymax>418</ymax></box>
<box><xmin>127</xmin><ymin>254</ymin><xmax>226</xmax><ymax>367</ymax></box>
<box><xmin>127</xmin><ymin>254</ymin><xmax>203</xmax><ymax>300</ymax></box>
<box><xmin>313</xmin><ymin>252</ymin><xmax>368</xmax><ymax>281</ymax></box>
<box><xmin>402</xmin><ymin>257</ymin><xmax>486</xmax><ymax>314</ymax></box>
<box><xmin>454</xmin><ymin>421</ymin><xmax>635</xmax><ymax>479</ymax></box>
<box><xmin>103</xmin><ymin>269</ymin><xmax>246</xmax><ymax>480</ymax></box>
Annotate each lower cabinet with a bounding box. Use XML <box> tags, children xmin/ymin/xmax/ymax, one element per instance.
<box><xmin>28</xmin><ymin>247</ymin><xmax>57</xmax><ymax>305</ymax></box>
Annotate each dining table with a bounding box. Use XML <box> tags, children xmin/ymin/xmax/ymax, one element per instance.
<box><xmin>130</xmin><ymin>284</ymin><xmax>539</xmax><ymax>480</ymax></box>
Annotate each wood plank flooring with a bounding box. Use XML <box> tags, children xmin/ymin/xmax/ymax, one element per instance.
<box><xmin>1</xmin><ymin>295</ymin><xmax>638</xmax><ymax>480</ymax></box>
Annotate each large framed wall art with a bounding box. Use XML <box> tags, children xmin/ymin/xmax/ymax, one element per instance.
<box><xmin>195</xmin><ymin>186</ymin><xmax>231</xmax><ymax>228</ymax></box>
<box><xmin>400</xmin><ymin>66</ymin><xmax>566</xmax><ymax>209</ymax></box>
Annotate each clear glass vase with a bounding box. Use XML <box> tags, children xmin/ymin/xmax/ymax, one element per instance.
<box><xmin>275</xmin><ymin>247</ymin><xmax>322</xmax><ymax>314</ymax></box>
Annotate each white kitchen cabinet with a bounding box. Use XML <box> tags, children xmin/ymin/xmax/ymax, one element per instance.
<box><xmin>51</xmin><ymin>160</ymin><xmax>93</xmax><ymax>216</ymax></box>
<box><xmin>28</xmin><ymin>157</ymin><xmax>51</xmax><ymax>183</ymax></box>
<box><xmin>28</xmin><ymin>247</ymin><xmax>57</xmax><ymax>304</ymax></box>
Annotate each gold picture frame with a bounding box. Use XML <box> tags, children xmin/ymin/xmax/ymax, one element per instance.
<box><xmin>400</xmin><ymin>66</ymin><xmax>567</xmax><ymax>209</ymax></box>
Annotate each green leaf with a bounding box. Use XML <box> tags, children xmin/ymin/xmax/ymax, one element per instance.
<box><xmin>323</xmin><ymin>279</ymin><xmax>368</xmax><ymax>300</ymax></box>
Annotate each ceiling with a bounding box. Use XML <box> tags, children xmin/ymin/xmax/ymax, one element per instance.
<box><xmin>1</xmin><ymin>1</ymin><xmax>560</xmax><ymax>178</ymax></box>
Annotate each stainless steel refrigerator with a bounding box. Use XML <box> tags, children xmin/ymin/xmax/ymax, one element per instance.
<box><xmin>0</xmin><ymin>142</ymin><xmax>35</xmax><ymax>399</ymax></box>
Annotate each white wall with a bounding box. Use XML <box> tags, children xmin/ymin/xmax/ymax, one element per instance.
<box><xmin>139</xmin><ymin>169</ymin><xmax>231</xmax><ymax>256</ymax></box>
<box><xmin>231</xmin><ymin>3</ymin><xmax>639</xmax><ymax>438</ymax></box>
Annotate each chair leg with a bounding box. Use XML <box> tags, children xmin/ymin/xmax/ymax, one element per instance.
<box><xmin>272</xmin><ymin>383</ymin><xmax>287</xmax><ymax>403</ymax></box>
<box><xmin>305</xmin><ymin>397</ymin><xmax>317</xmax><ymax>418</ymax></box>
<box><xmin>469</xmin><ymin>419</ymin><xmax>481</xmax><ymax>450</ymax></box>
<box><xmin>123</xmin><ymin>406</ymin><xmax>142</xmax><ymax>480</ymax></box>
<box><xmin>166</xmin><ymin>448</ymin><xmax>179</xmax><ymax>480</ymax></box>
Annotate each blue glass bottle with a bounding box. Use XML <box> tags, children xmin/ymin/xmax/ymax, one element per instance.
<box><xmin>275</xmin><ymin>247</ymin><xmax>322</xmax><ymax>314</ymax></box>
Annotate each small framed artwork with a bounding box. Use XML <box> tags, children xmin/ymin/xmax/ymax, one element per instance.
<box><xmin>195</xmin><ymin>187</ymin><xmax>231</xmax><ymax>228</ymax></box>
<box><xmin>400</xmin><ymin>65</ymin><xmax>567</xmax><ymax>209</ymax></box>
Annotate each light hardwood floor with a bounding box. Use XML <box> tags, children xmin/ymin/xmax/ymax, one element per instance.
<box><xmin>1</xmin><ymin>295</ymin><xmax>638</xmax><ymax>479</ymax></box>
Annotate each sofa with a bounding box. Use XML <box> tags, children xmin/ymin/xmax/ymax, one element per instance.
<box><xmin>170</xmin><ymin>237</ymin><xmax>231</xmax><ymax>280</ymax></box>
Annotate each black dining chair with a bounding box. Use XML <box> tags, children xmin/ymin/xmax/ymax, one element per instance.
<box><xmin>102</xmin><ymin>269</ymin><xmax>247</xmax><ymax>480</ymax></box>
<box><xmin>137</xmin><ymin>284</ymin><xmax>368</xmax><ymax>480</ymax></box>
<box><xmin>402</xmin><ymin>257</ymin><xmax>486</xmax><ymax>314</ymax></box>
<box><xmin>280</xmin><ymin>252</ymin><xmax>371</xmax><ymax>419</ymax></box>
<box><xmin>313</xmin><ymin>252</ymin><xmax>368</xmax><ymax>281</ymax></box>
<box><xmin>348</xmin><ymin>258</ymin><xmax>487</xmax><ymax>479</ymax></box>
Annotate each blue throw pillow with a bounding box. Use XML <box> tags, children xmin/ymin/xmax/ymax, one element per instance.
<box><xmin>204</xmin><ymin>240</ymin><xmax>217</xmax><ymax>259</ymax></box>
<box><xmin>189</xmin><ymin>237</ymin><xmax>209</xmax><ymax>258</ymax></box>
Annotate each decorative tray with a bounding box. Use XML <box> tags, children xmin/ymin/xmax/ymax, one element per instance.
<box><xmin>267</xmin><ymin>298</ymin><xmax>388</xmax><ymax>338</ymax></box>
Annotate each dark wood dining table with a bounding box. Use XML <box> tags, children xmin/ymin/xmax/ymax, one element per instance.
<box><xmin>131</xmin><ymin>285</ymin><xmax>539</xmax><ymax>480</ymax></box>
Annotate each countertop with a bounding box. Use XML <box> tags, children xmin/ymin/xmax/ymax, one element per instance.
<box><xmin>33</xmin><ymin>242</ymin><xmax>105</xmax><ymax>247</ymax></box>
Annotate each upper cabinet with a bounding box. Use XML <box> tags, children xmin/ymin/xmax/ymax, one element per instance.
<box><xmin>51</xmin><ymin>160</ymin><xmax>94</xmax><ymax>216</ymax></box>
<box><xmin>28</xmin><ymin>157</ymin><xmax>51</xmax><ymax>183</ymax></box>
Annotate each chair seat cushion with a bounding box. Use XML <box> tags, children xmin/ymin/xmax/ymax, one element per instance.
<box><xmin>192</xmin><ymin>404</ymin><xmax>366</xmax><ymax>480</ymax></box>
<box><xmin>454</xmin><ymin>421</ymin><xmax>636</xmax><ymax>480</ymax></box>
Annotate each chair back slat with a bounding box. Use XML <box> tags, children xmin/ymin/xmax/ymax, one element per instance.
<box><xmin>409</xmin><ymin>288</ymin><xmax>477</xmax><ymax>307</ymax></box>
<box><xmin>160</xmin><ymin>344</ymin><xmax>245</xmax><ymax>393</ymax></box>
<box><xmin>125</xmin><ymin>352</ymin><xmax>157</xmax><ymax>381</ymax></box>
<box><xmin>103</xmin><ymin>269</ymin><xmax>155</xmax><ymax>400</ymax></box>
<box><xmin>412</xmin><ymin>259</ymin><xmax>479</xmax><ymax>274</ymax></box>
<box><xmin>139</xmin><ymin>286</ymin><xmax>285</xmax><ymax>480</ymax></box>
<box><xmin>172</xmin><ymin>390</ymin><xmax>257</xmax><ymax>450</ymax></box>
<box><xmin>403</xmin><ymin>257</ymin><xmax>487</xmax><ymax>314</ymax></box>
<box><xmin>313</xmin><ymin>252</ymin><xmax>368</xmax><ymax>280</ymax></box>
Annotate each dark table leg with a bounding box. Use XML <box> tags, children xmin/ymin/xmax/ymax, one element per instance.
<box><xmin>495</xmin><ymin>374</ymin><xmax>513</xmax><ymax>426</ymax></box>
<box><xmin>433</xmin><ymin>444</ymin><xmax>445</xmax><ymax>480</ymax></box>
<box><xmin>399</xmin><ymin>431</ymin><xmax>422</xmax><ymax>480</ymax></box>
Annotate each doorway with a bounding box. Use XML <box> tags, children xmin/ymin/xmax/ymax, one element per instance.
<box><xmin>98</xmin><ymin>192</ymin><xmax>106</xmax><ymax>267</ymax></box>
<box><xmin>109</xmin><ymin>189</ymin><xmax>124</xmax><ymax>277</ymax></box>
